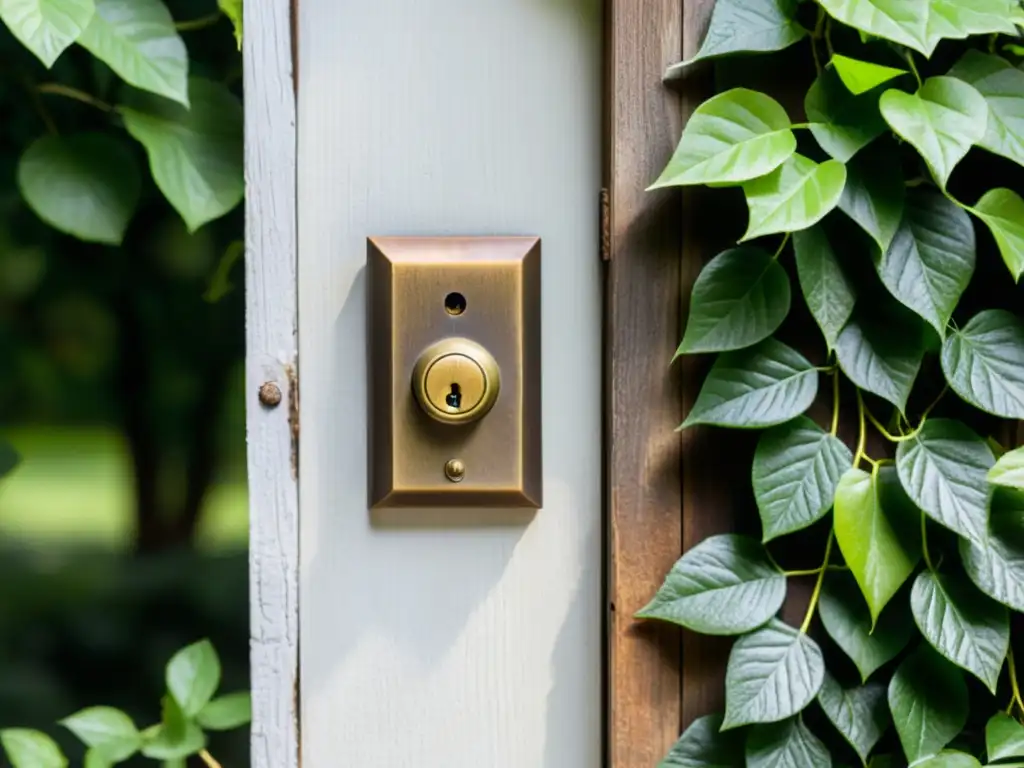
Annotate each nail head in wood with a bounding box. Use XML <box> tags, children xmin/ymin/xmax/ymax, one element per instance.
<box><xmin>259</xmin><ymin>381</ymin><xmax>283</xmax><ymax>408</ymax></box>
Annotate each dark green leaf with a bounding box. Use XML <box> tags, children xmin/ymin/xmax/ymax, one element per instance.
<box><xmin>723</xmin><ymin>619</ymin><xmax>824</xmax><ymax>729</ymax></box>
<box><xmin>0</xmin><ymin>441</ymin><xmax>20</xmax><ymax>479</ymax></box>
<box><xmin>637</xmin><ymin>534</ymin><xmax>786</xmax><ymax>635</ymax></box>
<box><xmin>888</xmin><ymin>645</ymin><xmax>968</xmax><ymax>765</ymax></box>
<box><xmin>941</xmin><ymin>310</ymin><xmax>1024</xmax><ymax>418</ymax></box>
<box><xmin>0</xmin><ymin>0</ymin><xmax>95</xmax><ymax>67</ymax></box>
<box><xmin>831</xmin><ymin>54</ymin><xmax>907</xmax><ymax>95</ymax></box>
<box><xmin>792</xmin><ymin>225</ymin><xmax>856</xmax><ymax>351</ymax></box>
<box><xmin>746</xmin><ymin>717</ymin><xmax>831</xmax><ymax>767</ymax></box>
<box><xmin>989</xmin><ymin>446</ymin><xmax>1024</xmax><ymax>490</ymax></box>
<box><xmin>60</xmin><ymin>707</ymin><xmax>140</xmax><ymax>761</ymax></box>
<box><xmin>139</xmin><ymin>723</ymin><xmax>205</xmax><ymax>760</ymax></box>
<box><xmin>806</xmin><ymin>68</ymin><xmax>888</xmax><ymax>163</ymax></box>
<box><xmin>948</xmin><ymin>50</ymin><xmax>1024</xmax><ymax>170</ymax></box>
<box><xmin>986</xmin><ymin>712</ymin><xmax>1024</xmax><ymax>762</ymax></box>
<box><xmin>659</xmin><ymin>714</ymin><xmax>743</xmax><ymax>768</ymax></box>
<box><xmin>677</xmin><ymin>247</ymin><xmax>791</xmax><ymax>354</ymax></box>
<box><xmin>970</xmin><ymin>188</ymin><xmax>1024</xmax><ymax>282</ymax></box>
<box><xmin>817</xmin><ymin>672</ymin><xmax>889</xmax><ymax>764</ymax></box>
<box><xmin>682</xmin><ymin>339</ymin><xmax>818</xmax><ymax>429</ymax></box>
<box><xmin>741</xmin><ymin>154</ymin><xmax>847</xmax><ymax>240</ymax></box>
<box><xmin>203</xmin><ymin>240</ymin><xmax>244</xmax><ymax>303</ymax></box>
<box><xmin>166</xmin><ymin>639</ymin><xmax>221</xmax><ymax>717</ymax></box>
<box><xmin>834</xmin><ymin>309</ymin><xmax>925</xmax><ymax>412</ymax></box>
<box><xmin>837</xmin><ymin>139</ymin><xmax>906</xmax><ymax>252</ymax></box>
<box><xmin>0</xmin><ymin>729</ymin><xmax>67</xmax><ymax>768</ymax></box>
<box><xmin>961</xmin><ymin>488</ymin><xmax>1024</xmax><ymax>612</ymax></box>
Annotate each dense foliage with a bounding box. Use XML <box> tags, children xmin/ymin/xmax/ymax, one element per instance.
<box><xmin>641</xmin><ymin>1</ymin><xmax>1024</xmax><ymax>766</ymax></box>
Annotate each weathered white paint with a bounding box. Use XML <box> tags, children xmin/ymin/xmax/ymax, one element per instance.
<box><xmin>243</xmin><ymin>1</ymin><xmax>298</xmax><ymax>767</ymax></box>
<box><xmin>297</xmin><ymin>1</ymin><xmax>604</xmax><ymax>766</ymax></box>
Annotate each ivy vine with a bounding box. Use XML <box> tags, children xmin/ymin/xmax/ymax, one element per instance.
<box><xmin>641</xmin><ymin>0</ymin><xmax>1024</xmax><ymax>766</ymax></box>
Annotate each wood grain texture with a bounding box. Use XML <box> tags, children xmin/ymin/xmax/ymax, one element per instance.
<box><xmin>243</xmin><ymin>1</ymin><xmax>299</xmax><ymax>768</ymax></box>
<box><xmin>605</xmin><ymin>3</ymin><xmax>685</xmax><ymax>766</ymax></box>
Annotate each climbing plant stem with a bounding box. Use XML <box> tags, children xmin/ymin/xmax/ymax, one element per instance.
<box><xmin>830</xmin><ymin>369</ymin><xmax>840</xmax><ymax>437</ymax></box>
<box><xmin>921</xmin><ymin>511</ymin><xmax>935</xmax><ymax>572</ymax></box>
<box><xmin>1009</xmin><ymin>647</ymin><xmax>1024</xmax><ymax>717</ymax></box>
<box><xmin>800</xmin><ymin>530</ymin><xmax>834</xmax><ymax>634</ymax></box>
<box><xmin>36</xmin><ymin>83</ymin><xmax>114</xmax><ymax>112</ymax></box>
<box><xmin>854</xmin><ymin>391</ymin><xmax>868</xmax><ymax>467</ymax></box>
<box><xmin>199</xmin><ymin>750</ymin><xmax>223</xmax><ymax>768</ymax></box>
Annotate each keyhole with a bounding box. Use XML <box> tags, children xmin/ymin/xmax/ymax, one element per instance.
<box><xmin>446</xmin><ymin>383</ymin><xmax>462</xmax><ymax>410</ymax></box>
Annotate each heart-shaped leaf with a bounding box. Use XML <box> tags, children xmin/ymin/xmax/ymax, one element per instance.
<box><xmin>0</xmin><ymin>729</ymin><xmax>67</xmax><ymax>768</ymax></box>
<box><xmin>831</xmin><ymin>54</ymin><xmax>907</xmax><ymax>95</ymax></box>
<box><xmin>961</xmin><ymin>488</ymin><xmax>1024</xmax><ymax>612</ymax></box>
<box><xmin>834</xmin><ymin>466</ymin><xmax>920</xmax><ymax>625</ymax></box>
<box><xmin>941</xmin><ymin>309</ymin><xmax>1024</xmax><ymax>419</ymax></box>
<box><xmin>741</xmin><ymin>154</ymin><xmax>847</xmax><ymax>240</ymax></box>
<box><xmin>806</xmin><ymin>68</ymin><xmax>888</xmax><ymax>163</ymax></box>
<box><xmin>60</xmin><ymin>707</ymin><xmax>141</xmax><ymax>762</ymax></box>
<box><xmin>948</xmin><ymin>50</ymin><xmax>1024</xmax><ymax>170</ymax></box>
<box><xmin>650</xmin><ymin>88</ymin><xmax>795</xmax><ymax>188</ymax></box>
<box><xmin>923</xmin><ymin>0</ymin><xmax>1018</xmax><ymax>56</ymax></box>
<box><xmin>838</xmin><ymin>139</ymin><xmax>906</xmax><ymax>252</ymax></box>
<box><xmin>873</xmin><ymin>189</ymin><xmax>975</xmax><ymax>338</ymax></box>
<box><xmin>0</xmin><ymin>0</ymin><xmax>95</xmax><ymax>67</ymax></box>
<box><xmin>910</xmin><ymin>570</ymin><xmax>1008</xmax><ymax>692</ymax></box>
<box><xmin>677</xmin><ymin>247</ymin><xmax>791</xmax><ymax>354</ymax></box>
<box><xmin>895</xmin><ymin>419</ymin><xmax>994</xmax><ymax>545</ymax></box>
<box><xmin>816</xmin><ymin>0</ymin><xmax>927</xmax><ymax>52</ymax></box>
<box><xmin>986</xmin><ymin>712</ymin><xmax>1024</xmax><ymax>762</ymax></box>
<box><xmin>888</xmin><ymin>645</ymin><xmax>968</xmax><ymax>765</ymax></box>
<box><xmin>793</xmin><ymin>225</ymin><xmax>856</xmax><ymax>350</ymax></box>
<box><xmin>817</xmin><ymin>672</ymin><xmax>889</xmax><ymax>764</ymax></box>
<box><xmin>989</xmin><ymin>446</ymin><xmax>1024</xmax><ymax>490</ymax></box>
<box><xmin>746</xmin><ymin>717</ymin><xmax>831</xmax><ymax>767</ymax></box>
<box><xmin>682</xmin><ymin>339</ymin><xmax>818</xmax><ymax>429</ymax></box>
<box><xmin>659</xmin><ymin>713</ymin><xmax>743</xmax><ymax>768</ymax></box>
<box><xmin>880</xmin><ymin>77</ymin><xmax>988</xmax><ymax>189</ymax></box>
<box><xmin>970</xmin><ymin>188</ymin><xmax>1024</xmax><ymax>282</ymax></box>
<box><xmin>723</xmin><ymin>619</ymin><xmax>825</xmax><ymax>729</ymax></box>
<box><xmin>637</xmin><ymin>534</ymin><xmax>786</xmax><ymax>635</ymax></box>
<box><xmin>752</xmin><ymin>416</ymin><xmax>852</xmax><ymax>542</ymax></box>
<box><xmin>834</xmin><ymin>308</ymin><xmax>926</xmax><ymax>412</ymax></box>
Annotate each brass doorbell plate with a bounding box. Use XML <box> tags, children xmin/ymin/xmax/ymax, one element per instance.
<box><xmin>367</xmin><ymin>236</ymin><xmax>542</xmax><ymax>508</ymax></box>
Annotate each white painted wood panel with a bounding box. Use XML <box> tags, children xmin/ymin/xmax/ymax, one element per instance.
<box><xmin>297</xmin><ymin>1</ymin><xmax>603</xmax><ymax>766</ymax></box>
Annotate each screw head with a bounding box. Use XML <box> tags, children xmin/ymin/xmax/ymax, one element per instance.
<box><xmin>444</xmin><ymin>458</ymin><xmax>466</xmax><ymax>483</ymax></box>
<box><xmin>259</xmin><ymin>381</ymin><xmax>283</xmax><ymax>407</ymax></box>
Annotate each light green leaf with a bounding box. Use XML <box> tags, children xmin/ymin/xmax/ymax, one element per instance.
<box><xmin>834</xmin><ymin>308</ymin><xmax>925</xmax><ymax>412</ymax></box>
<box><xmin>664</xmin><ymin>0</ymin><xmax>806</xmax><ymax>76</ymax></box>
<box><xmin>77</xmin><ymin>0</ymin><xmax>188</xmax><ymax>106</ymax></box>
<box><xmin>60</xmin><ymin>707</ymin><xmax>141</xmax><ymax>761</ymax></box>
<box><xmin>140</xmin><ymin>723</ymin><xmax>205</xmax><ymax>761</ymax></box>
<box><xmin>986</xmin><ymin>712</ymin><xmax>1024</xmax><ymax>762</ymax></box>
<box><xmin>166</xmin><ymin>638</ymin><xmax>221</xmax><ymax>716</ymax></box>
<box><xmin>637</xmin><ymin>534</ymin><xmax>786</xmax><ymax>635</ymax></box>
<box><xmin>989</xmin><ymin>446</ymin><xmax>1024</xmax><ymax>490</ymax></box>
<box><xmin>741</xmin><ymin>154</ymin><xmax>847</xmax><ymax>240</ymax></box>
<box><xmin>970</xmin><ymin>188</ymin><xmax>1024</xmax><ymax>282</ymax></box>
<box><xmin>896</xmin><ymin>419</ymin><xmax>994</xmax><ymax>544</ymax></box>
<box><xmin>218</xmin><ymin>0</ymin><xmax>241</xmax><ymax>49</ymax></box>
<box><xmin>948</xmin><ymin>50</ymin><xmax>1024</xmax><ymax>170</ymax></box>
<box><xmin>837</xmin><ymin>139</ymin><xmax>906</xmax><ymax>252</ymax></box>
<box><xmin>83</xmin><ymin>749</ymin><xmax>112</xmax><ymax>768</ymax></box>
<box><xmin>961</xmin><ymin>487</ymin><xmax>1024</xmax><ymax>612</ymax></box>
<box><xmin>834</xmin><ymin>466</ymin><xmax>920</xmax><ymax>625</ymax></box>
<box><xmin>793</xmin><ymin>225</ymin><xmax>856</xmax><ymax>350</ymax></box>
<box><xmin>17</xmin><ymin>133</ymin><xmax>140</xmax><ymax>245</ymax></box>
<box><xmin>941</xmin><ymin>309</ymin><xmax>1024</xmax><ymax>419</ymax></box>
<box><xmin>806</xmin><ymin>68</ymin><xmax>888</xmax><ymax>163</ymax></box>
<box><xmin>873</xmin><ymin>189</ymin><xmax>975</xmax><ymax>338</ymax></box>
<box><xmin>677</xmin><ymin>247</ymin><xmax>791</xmax><ymax>354</ymax></box>
<box><xmin>887</xmin><ymin>645</ymin><xmax>968</xmax><ymax>765</ymax></box>
<box><xmin>912</xmin><ymin>752</ymin><xmax>981</xmax><ymax>768</ymax></box>
<box><xmin>649</xmin><ymin>88</ymin><xmax>795</xmax><ymax>188</ymax></box>
<box><xmin>0</xmin><ymin>0</ymin><xmax>94</xmax><ymax>66</ymax></box>
<box><xmin>922</xmin><ymin>0</ymin><xmax>1018</xmax><ymax>56</ymax></box>
<box><xmin>746</xmin><ymin>717</ymin><xmax>831</xmax><ymax>767</ymax></box>
<box><xmin>121</xmin><ymin>77</ymin><xmax>243</xmax><ymax>232</ymax></box>
<box><xmin>816</xmin><ymin>0</ymin><xmax>927</xmax><ymax>53</ymax></box>
<box><xmin>752</xmin><ymin>416</ymin><xmax>852</xmax><ymax>542</ymax></box>
<box><xmin>817</xmin><ymin>672</ymin><xmax>889</xmax><ymax>764</ymax></box>
<box><xmin>659</xmin><ymin>713</ymin><xmax>743</xmax><ymax>768</ymax></box>
<box><xmin>0</xmin><ymin>729</ymin><xmax>67</xmax><ymax>768</ymax></box>
<box><xmin>910</xmin><ymin>570</ymin><xmax>1008</xmax><ymax>692</ymax></box>
<box><xmin>831</xmin><ymin>54</ymin><xmax>907</xmax><ymax>95</ymax></box>
<box><xmin>723</xmin><ymin>619</ymin><xmax>824</xmax><ymax>729</ymax></box>
<box><xmin>819</xmin><ymin>572</ymin><xmax>914</xmax><ymax>682</ymax></box>
<box><xmin>197</xmin><ymin>692</ymin><xmax>251</xmax><ymax>731</ymax></box>
<box><xmin>879</xmin><ymin>78</ymin><xmax>988</xmax><ymax>190</ymax></box>
<box><xmin>682</xmin><ymin>338</ymin><xmax>818</xmax><ymax>429</ymax></box>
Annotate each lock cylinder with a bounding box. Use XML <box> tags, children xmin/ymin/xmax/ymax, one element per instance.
<box><xmin>412</xmin><ymin>337</ymin><xmax>501</xmax><ymax>425</ymax></box>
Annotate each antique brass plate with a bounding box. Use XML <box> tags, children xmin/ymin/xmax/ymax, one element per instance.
<box><xmin>367</xmin><ymin>236</ymin><xmax>542</xmax><ymax>508</ymax></box>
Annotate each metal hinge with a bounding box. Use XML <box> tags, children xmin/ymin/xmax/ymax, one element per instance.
<box><xmin>600</xmin><ymin>187</ymin><xmax>611</xmax><ymax>262</ymax></box>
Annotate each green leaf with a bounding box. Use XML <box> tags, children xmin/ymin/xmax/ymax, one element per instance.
<box><xmin>637</xmin><ymin>534</ymin><xmax>786</xmax><ymax>635</ymax></box>
<box><xmin>819</xmin><ymin>572</ymin><xmax>914</xmax><ymax>682</ymax></box>
<box><xmin>682</xmin><ymin>338</ymin><xmax>818</xmax><ymax>429</ymax></box>
<box><xmin>160</xmin><ymin>694</ymin><xmax>185</xmax><ymax>741</ymax></box>
<box><xmin>887</xmin><ymin>644</ymin><xmax>968</xmax><ymax>765</ymax></box>
<box><xmin>120</xmin><ymin>77</ymin><xmax>243</xmax><ymax>232</ymax></box>
<box><xmin>659</xmin><ymin>713</ymin><xmax>743</xmax><ymax>768</ymax></box>
<box><xmin>218</xmin><ymin>0</ymin><xmax>241</xmax><ymax>49</ymax></box>
<box><xmin>197</xmin><ymin>692</ymin><xmax>251</xmax><ymax>731</ymax></box>
<box><xmin>649</xmin><ymin>88</ymin><xmax>795</xmax><ymax>188</ymax></box>
<box><xmin>83</xmin><ymin>749</ymin><xmax>112</xmax><ymax>768</ymax></box>
<box><xmin>970</xmin><ymin>188</ymin><xmax>1024</xmax><ymax>282</ymax></box>
<box><xmin>664</xmin><ymin>0</ymin><xmax>806</xmax><ymax>75</ymax></box>
<box><xmin>0</xmin><ymin>729</ymin><xmax>67</xmax><ymax>768</ymax></box>
<box><xmin>834</xmin><ymin>466</ymin><xmax>920</xmax><ymax>625</ymax></box>
<box><xmin>816</xmin><ymin>0</ymin><xmax>927</xmax><ymax>53</ymax></box>
<box><xmin>0</xmin><ymin>441</ymin><xmax>21</xmax><ymax>479</ymax></box>
<box><xmin>140</xmin><ymin>722</ymin><xmax>205</xmax><ymax>761</ymax></box>
<box><xmin>896</xmin><ymin>419</ymin><xmax>994</xmax><ymax>544</ymax></box>
<box><xmin>817</xmin><ymin>672</ymin><xmax>889</xmax><ymax>764</ymax></box>
<box><xmin>912</xmin><ymin>752</ymin><xmax>981</xmax><ymax>768</ymax></box>
<box><xmin>872</xmin><ymin>189</ymin><xmax>975</xmax><ymax>337</ymax></box>
<box><xmin>60</xmin><ymin>707</ymin><xmax>141</xmax><ymax>761</ymax></box>
<box><xmin>989</xmin><ymin>446</ymin><xmax>1024</xmax><ymax>490</ymax></box>
<box><xmin>793</xmin><ymin>225</ymin><xmax>856</xmax><ymax>350</ymax></box>
<box><xmin>986</xmin><ymin>712</ymin><xmax>1024</xmax><ymax>762</ymax></box>
<box><xmin>17</xmin><ymin>133</ymin><xmax>140</xmax><ymax>245</ymax></box>
<box><xmin>831</xmin><ymin>54</ymin><xmax>907</xmax><ymax>95</ymax></box>
<box><xmin>0</xmin><ymin>0</ymin><xmax>94</xmax><ymax>67</ymax></box>
<box><xmin>910</xmin><ymin>570</ymin><xmax>1008</xmax><ymax>692</ymax></box>
<box><xmin>204</xmin><ymin>239</ymin><xmax>244</xmax><ymax>303</ymax></box>
<box><xmin>834</xmin><ymin>308</ymin><xmax>925</xmax><ymax>412</ymax></box>
<box><xmin>922</xmin><ymin>0</ymin><xmax>1018</xmax><ymax>56</ymax></box>
<box><xmin>723</xmin><ymin>619</ymin><xmax>824</xmax><ymax>729</ymax></box>
<box><xmin>77</xmin><ymin>0</ymin><xmax>188</xmax><ymax>106</ymax></box>
<box><xmin>746</xmin><ymin>717</ymin><xmax>831</xmax><ymax>767</ymax></box>
<box><xmin>837</xmin><ymin>139</ymin><xmax>906</xmax><ymax>252</ymax></box>
<box><xmin>752</xmin><ymin>416</ymin><xmax>852</xmax><ymax>542</ymax></box>
<box><xmin>741</xmin><ymin>154</ymin><xmax>847</xmax><ymax>240</ymax></box>
<box><xmin>806</xmin><ymin>68</ymin><xmax>888</xmax><ymax>163</ymax></box>
<box><xmin>879</xmin><ymin>78</ymin><xmax>988</xmax><ymax>190</ymax></box>
<box><xmin>961</xmin><ymin>488</ymin><xmax>1024</xmax><ymax>612</ymax></box>
<box><xmin>948</xmin><ymin>50</ymin><xmax>1024</xmax><ymax>170</ymax></box>
<box><xmin>166</xmin><ymin>638</ymin><xmax>221</xmax><ymax>717</ymax></box>
<box><xmin>941</xmin><ymin>309</ymin><xmax>1024</xmax><ymax>419</ymax></box>
<box><xmin>677</xmin><ymin>247</ymin><xmax>791</xmax><ymax>354</ymax></box>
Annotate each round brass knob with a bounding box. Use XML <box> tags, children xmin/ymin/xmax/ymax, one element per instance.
<box><xmin>412</xmin><ymin>338</ymin><xmax>500</xmax><ymax>424</ymax></box>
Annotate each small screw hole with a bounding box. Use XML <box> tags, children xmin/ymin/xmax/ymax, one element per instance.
<box><xmin>444</xmin><ymin>292</ymin><xmax>467</xmax><ymax>316</ymax></box>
